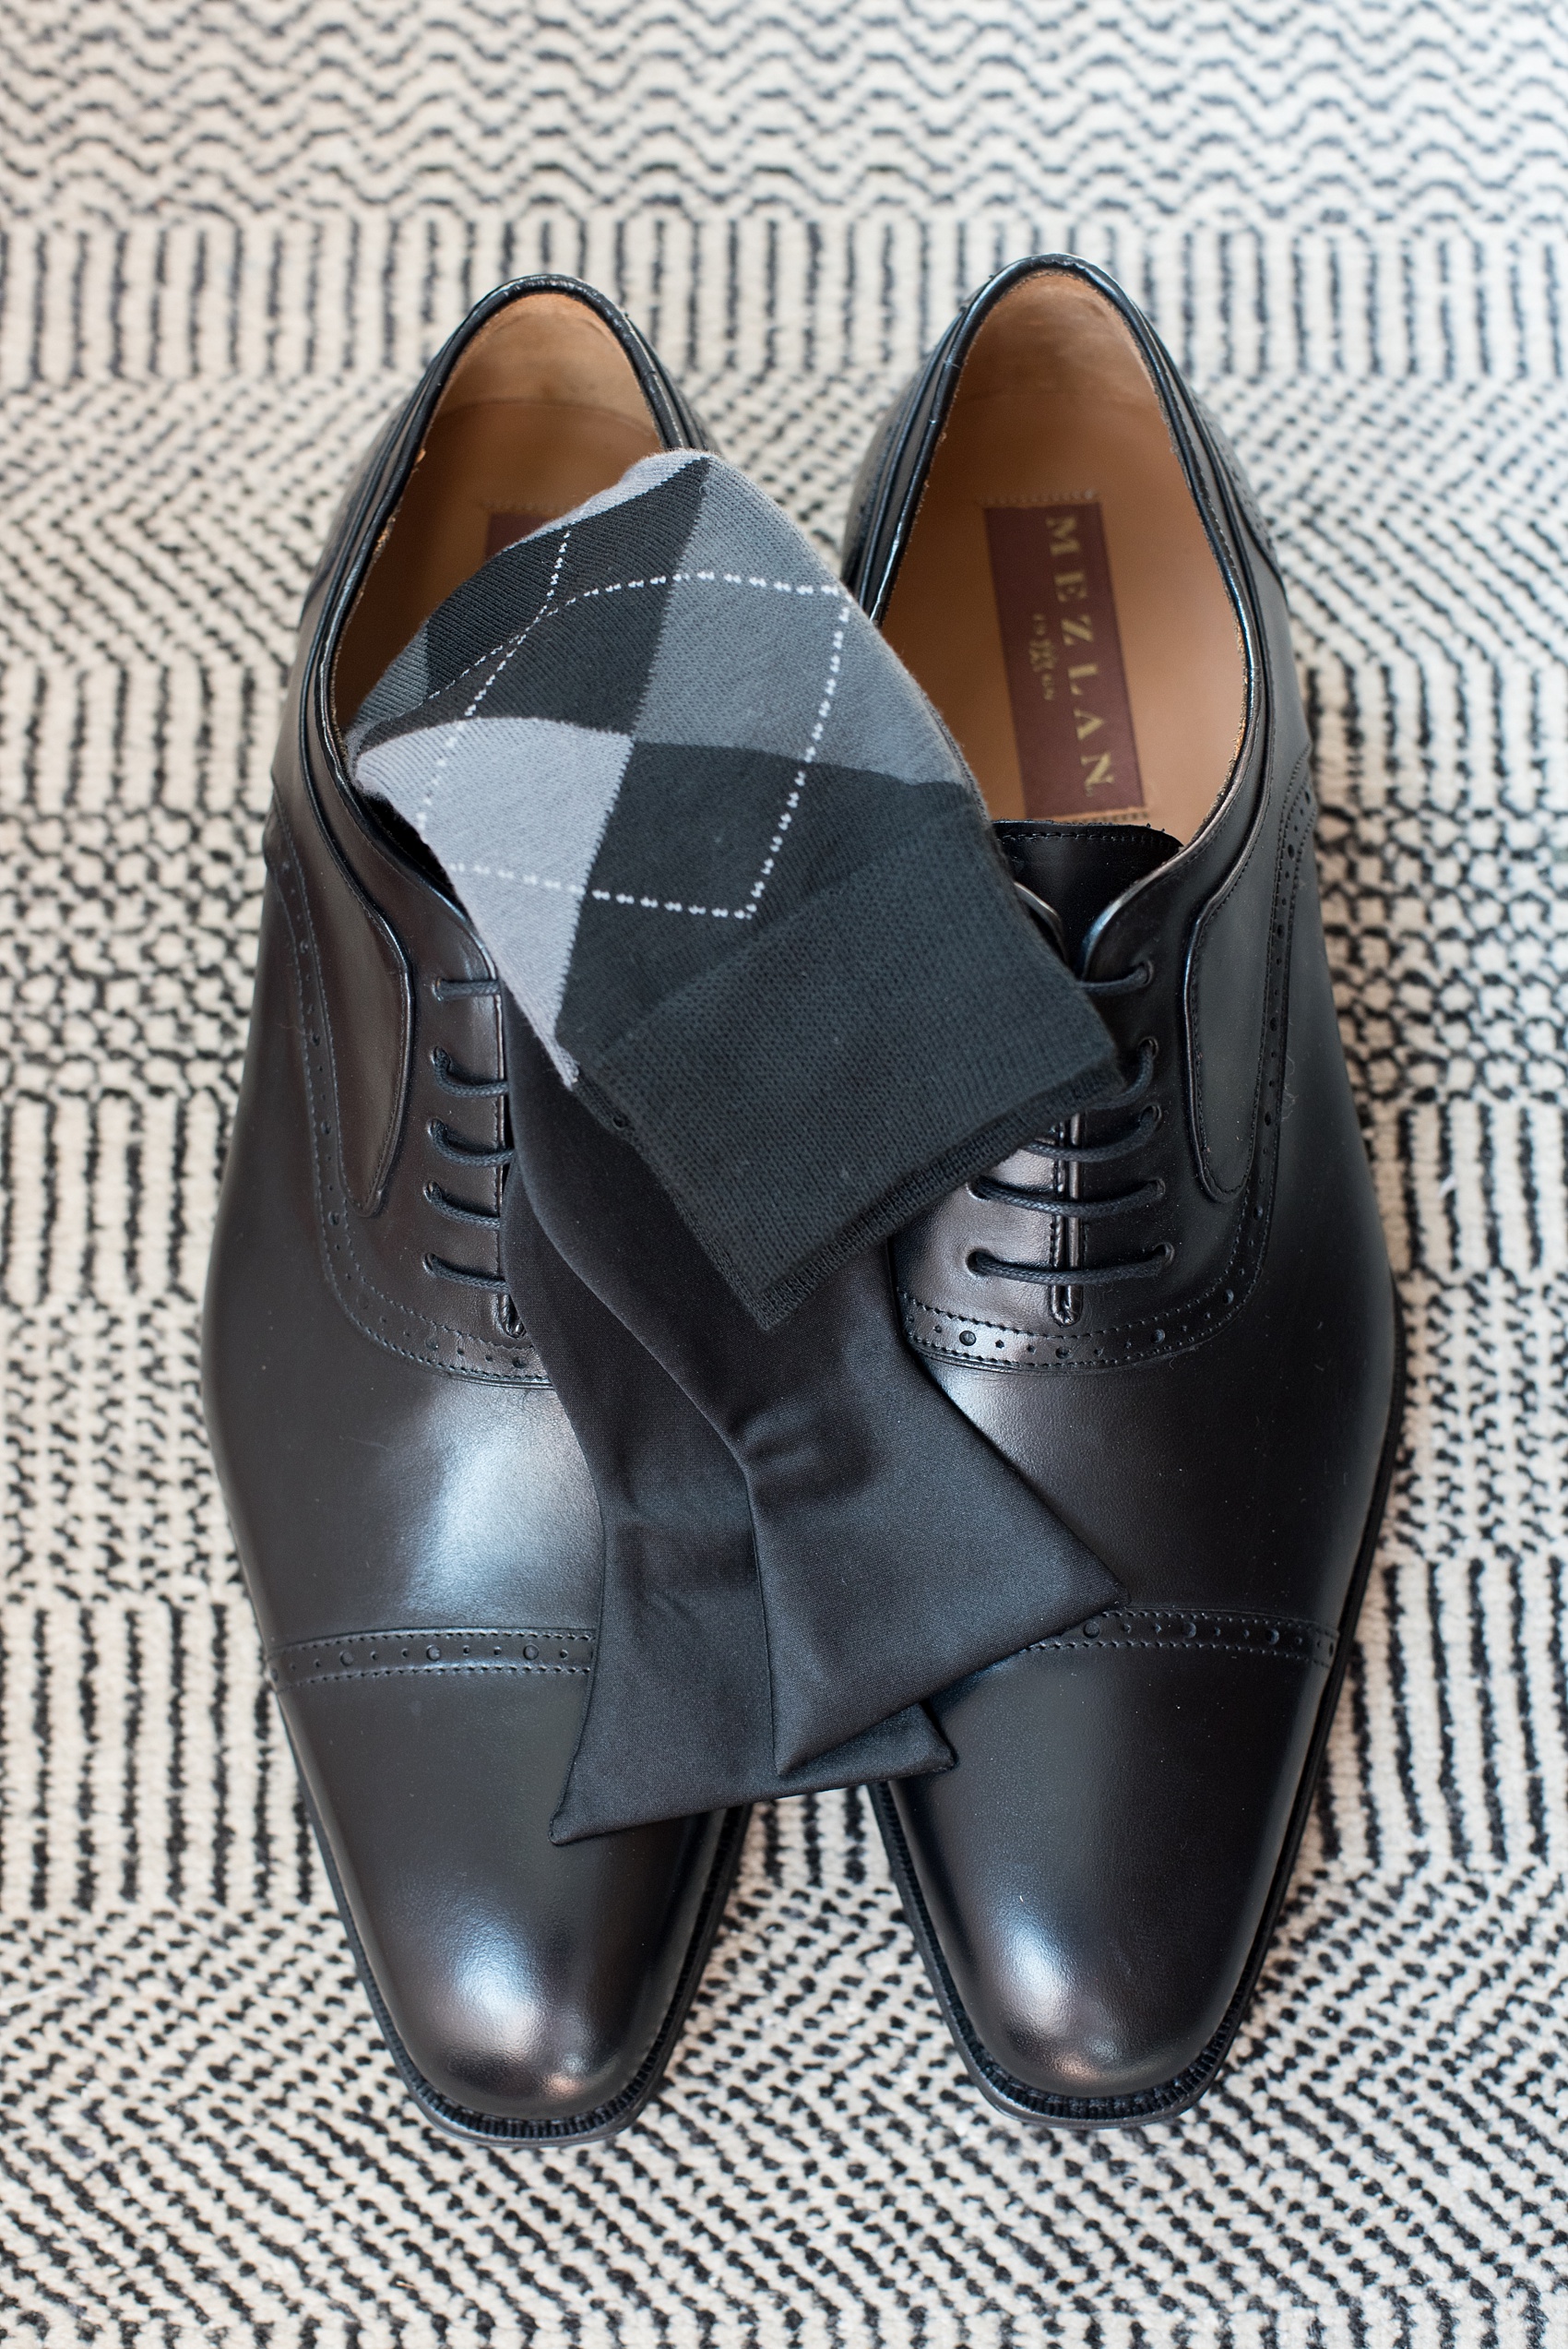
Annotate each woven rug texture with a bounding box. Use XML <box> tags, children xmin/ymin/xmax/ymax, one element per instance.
<box><xmin>0</xmin><ymin>2</ymin><xmax>1565</xmax><ymax>2342</ymax></box>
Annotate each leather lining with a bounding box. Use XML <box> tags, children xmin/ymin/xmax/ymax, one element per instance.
<box><xmin>882</xmin><ymin>273</ymin><xmax>1245</xmax><ymax>843</ymax></box>
<box><xmin>335</xmin><ymin>292</ymin><xmax>664</xmax><ymax>720</ymax></box>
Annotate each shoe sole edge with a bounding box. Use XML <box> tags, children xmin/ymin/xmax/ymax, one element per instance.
<box><xmin>298</xmin><ymin>1767</ymin><xmax>752</xmax><ymax>2148</ymax></box>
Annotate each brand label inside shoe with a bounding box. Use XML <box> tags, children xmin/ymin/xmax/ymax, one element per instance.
<box><xmin>484</xmin><ymin>509</ymin><xmax>550</xmax><ymax>558</ymax></box>
<box><xmin>984</xmin><ymin>501</ymin><xmax>1146</xmax><ymax>822</ymax></box>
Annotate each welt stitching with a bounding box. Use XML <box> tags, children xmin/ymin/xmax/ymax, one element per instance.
<box><xmin>897</xmin><ymin>1287</ymin><xmax>1042</xmax><ymax>1342</ymax></box>
<box><xmin>281</xmin><ymin>1663</ymin><xmax>592</xmax><ymax>1687</ymax></box>
<box><xmin>269</xmin><ymin>1627</ymin><xmax>595</xmax><ymax>1683</ymax></box>
<box><xmin>1028</xmin><ymin>1603</ymin><xmax>1336</xmax><ymax>1661</ymax></box>
<box><xmin>268</xmin><ymin>1627</ymin><xmax>593</xmax><ymax>1653</ymax></box>
<box><xmin>1103</xmin><ymin>1607</ymin><xmax>1329</xmax><ymax>1632</ymax></box>
<box><xmin>266</xmin><ymin>1625</ymin><xmax>591</xmax><ymax>1663</ymax></box>
<box><xmin>1028</xmin><ymin>1637</ymin><xmax>1330</xmax><ymax>1662</ymax></box>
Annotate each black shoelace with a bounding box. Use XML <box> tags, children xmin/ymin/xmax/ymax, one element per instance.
<box><xmin>422</xmin><ymin>937</ymin><xmax>1167</xmax><ymax>1333</ymax></box>
<box><xmin>422</xmin><ymin>979</ymin><xmax>521</xmax><ymax>1330</ymax></box>
<box><xmin>967</xmin><ymin>942</ymin><xmax>1173</xmax><ymax>1313</ymax></box>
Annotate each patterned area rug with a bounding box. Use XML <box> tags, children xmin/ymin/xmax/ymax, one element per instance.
<box><xmin>1</xmin><ymin>4</ymin><xmax>1566</xmax><ymax>2341</ymax></box>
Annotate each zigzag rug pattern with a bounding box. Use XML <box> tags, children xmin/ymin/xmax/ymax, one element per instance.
<box><xmin>2</xmin><ymin>3</ymin><xmax>1567</xmax><ymax>2342</ymax></box>
<box><xmin>1</xmin><ymin>1</ymin><xmax>1564</xmax><ymax>223</ymax></box>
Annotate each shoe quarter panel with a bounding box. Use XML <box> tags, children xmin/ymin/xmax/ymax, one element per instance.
<box><xmin>898</xmin><ymin>844</ymin><xmax>1394</xmax><ymax>1627</ymax></box>
<box><xmin>267</xmin><ymin>755</ymin><xmax>413</xmax><ymax>1219</ymax></box>
<box><xmin>897</xmin><ymin>757</ymin><xmax>1315</xmax><ymax>1380</ymax></box>
<box><xmin>1177</xmin><ymin>461</ymin><xmax>1314</xmax><ymax>1210</ymax></box>
<box><xmin>204</xmin><ymin>881</ymin><xmax>603</xmax><ymax>1651</ymax></box>
<box><xmin>265</xmin><ymin>793</ymin><xmax>530</xmax><ymax>1378</ymax></box>
<box><xmin>269</xmin><ymin>613</ymin><xmax>575</xmax><ymax>1377</ymax></box>
<box><xmin>1183</xmin><ymin>759</ymin><xmax>1300</xmax><ymax>1203</ymax></box>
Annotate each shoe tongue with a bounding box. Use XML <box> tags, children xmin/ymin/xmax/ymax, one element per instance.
<box><xmin>996</xmin><ymin>820</ymin><xmax>1179</xmax><ymax>967</ymax></box>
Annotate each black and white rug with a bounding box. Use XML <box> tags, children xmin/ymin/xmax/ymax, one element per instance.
<box><xmin>0</xmin><ymin>2</ymin><xmax>1564</xmax><ymax>2340</ymax></box>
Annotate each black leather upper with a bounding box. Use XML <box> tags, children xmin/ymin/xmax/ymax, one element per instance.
<box><xmin>845</xmin><ymin>256</ymin><xmax>1401</xmax><ymax>2123</ymax></box>
<box><xmin>201</xmin><ymin>279</ymin><xmax>736</xmax><ymax>2140</ymax></box>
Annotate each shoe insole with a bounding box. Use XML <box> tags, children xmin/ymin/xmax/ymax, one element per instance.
<box><xmin>335</xmin><ymin>293</ymin><xmax>664</xmax><ymax>722</ymax></box>
<box><xmin>883</xmin><ymin>274</ymin><xmax>1245</xmax><ymax>845</ymax></box>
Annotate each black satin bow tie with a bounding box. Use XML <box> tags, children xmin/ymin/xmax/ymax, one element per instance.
<box><xmin>501</xmin><ymin>1008</ymin><xmax>1121</xmax><ymax>1840</ymax></box>
<box><xmin>350</xmin><ymin>451</ymin><xmax>1129</xmax><ymax>1826</ymax></box>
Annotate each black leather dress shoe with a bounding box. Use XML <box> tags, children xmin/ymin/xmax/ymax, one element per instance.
<box><xmin>203</xmin><ymin>279</ymin><xmax>744</xmax><ymax>2143</ymax></box>
<box><xmin>844</xmin><ymin>256</ymin><xmax>1403</xmax><ymax>2127</ymax></box>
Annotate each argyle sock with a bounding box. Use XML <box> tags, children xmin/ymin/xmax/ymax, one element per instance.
<box><xmin>501</xmin><ymin>1008</ymin><xmax>1122</xmax><ymax>1833</ymax></box>
<box><xmin>501</xmin><ymin>1179</ymin><xmax>951</xmax><ymax>1842</ymax></box>
<box><xmin>353</xmin><ymin>451</ymin><xmax>1116</xmax><ymax>1328</ymax></box>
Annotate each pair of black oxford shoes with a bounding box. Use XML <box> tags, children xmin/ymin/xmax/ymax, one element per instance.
<box><xmin>202</xmin><ymin>257</ymin><xmax>1402</xmax><ymax>2143</ymax></box>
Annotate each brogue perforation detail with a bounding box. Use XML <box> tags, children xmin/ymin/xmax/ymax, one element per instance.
<box><xmin>900</xmin><ymin>771</ymin><xmax>1315</xmax><ymax>1375</ymax></box>
<box><xmin>1028</xmin><ymin>1606</ymin><xmax>1336</xmax><ymax>1669</ymax></box>
<box><xmin>269</xmin><ymin>1627</ymin><xmax>595</xmax><ymax>1689</ymax></box>
<box><xmin>267</xmin><ymin>821</ymin><xmax>548</xmax><ymax>1386</ymax></box>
